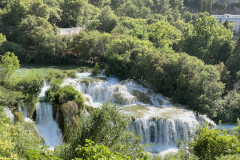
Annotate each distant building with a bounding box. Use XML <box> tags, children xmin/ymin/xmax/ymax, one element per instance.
<box><xmin>211</xmin><ymin>14</ymin><xmax>240</xmax><ymax>32</ymax></box>
<box><xmin>60</xmin><ymin>27</ymin><xmax>82</xmax><ymax>36</ymax></box>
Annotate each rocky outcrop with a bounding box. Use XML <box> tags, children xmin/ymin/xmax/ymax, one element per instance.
<box><xmin>58</xmin><ymin>101</ymin><xmax>79</xmax><ymax>141</ymax></box>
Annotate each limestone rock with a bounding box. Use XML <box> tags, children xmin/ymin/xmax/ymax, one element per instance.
<box><xmin>58</xmin><ymin>101</ymin><xmax>78</xmax><ymax>141</ymax></box>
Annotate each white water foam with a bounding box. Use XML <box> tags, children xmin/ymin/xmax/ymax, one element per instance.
<box><xmin>4</xmin><ymin>107</ymin><xmax>14</xmax><ymax>122</ymax></box>
<box><xmin>36</xmin><ymin>102</ymin><xmax>63</xmax><ymax>150</ymax></box>
<box><xmin>61</xmin><ymin>72</ymin><xmax>215</xmax><ymax>155</ymax></box>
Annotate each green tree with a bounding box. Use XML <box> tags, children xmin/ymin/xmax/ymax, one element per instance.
<box><xmin>70</xmin><ymin>31</ymin><xmax>111</xmax><ymax>60</ymax></box>
<box><xmin>177</xmin><ymin>14</ymin><xmax>233</xmax><ymax>64</ymax></box>
<box><xmin>0</xmin><ymin>52</ymin><xmax>19</xmax><ymax>79</ymax></box>
<box><xmin>227</xmin><ymin>34</ymin><xmax>240</xmax><ymax>78</ymax></box>
<box><xmin>201</xmin><ymin>0</ymin><xmax>213</xmax><ymax>13</ymax></box>
<box><xmin>29</xmin><ymin>0</ymin><xmax>51</xmax><ymax>20</ymax></box>
<box><xmin>149</xmin><ymin>21</ymin><xmax>181</xmax><ymax>48</ymax></box>
<box><xmin>59</xmin><ymin>0</ymin><xmax>86</xmax><ymax>27</ymax></box>
<box><xmin>14</xmin><ymin>15</ymin><xmax>67</xmax><ymax>63</ymax></box>
<box><xmin>88</xmin><ymin>0</ymin><xmax>110</xmax><ymax>8</ymax></box>
<box><xmin>17</xmin><ymin>71</ymin><xmax>44</xmax><ymax>98</ymax></box>
<box><xmin>189</xmin><ymin>127</ymin><xmax>240</xmax><ymax>160</ymax></box>
<box><xmin>92</xmin><ymin>62</ymin><xmax>100</xmax><ymax>76</ymax></box>
<box><xmin>0</xmin><ymin>33</ymin><xmax>6</xmax><ymax>45</ymax></box>
<box><xmin>215</xmin><ymin>91</ymin><xmax>240</xmax><ymax>123</ymax></box>
<box><xmin>97</xmin><ymin>6</ymin><xmax>118</xmax><ymax>32</ymax></box>
<box><xmin>2</xmin><ymin>0</ymin><xmax>31</xmax><ymax>26</ymax></box>
<box><xmin>117</xmin><ymin>1</ymin><xmax>140</xmax><ymax>18</ymax></box>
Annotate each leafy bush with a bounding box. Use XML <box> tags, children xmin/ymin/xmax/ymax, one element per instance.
<box><xmin>24</xmin><ymin>147</ymin><xmax>60</xmax><ymax>160</ymax></box>
<box><xmin>17</xmin><ymin>71</ymin><xmax>44</xmax><ymax>97</ymax></box>
<box><xmin>0</xmin><ymin>107</ymin><xmax>43</xmax><ymax>159</ymax></box>
<box><xmin>13</xmin><ymin>122</ymin><xmax>42</xmax><ymax>158</ymax></box>
<box><xmin>189</xmin><ymin>127</ymin><xmax>240</xmax><ymax>160</ymax></box>
<box><xmin>155</xmin><ymin>151</ymin><xmax>198</xmax><ymax>160</ymax></box>
<box><xmin>47</xmin><ymin>85</ymin><xmax>84</xmax><ymax>110</ymax></box>
<box><xmin>0</xmin><ymin>115</ymin><xmax>18</xmax><ymax>159</ymax></box>
<box><xmin>75</xmin><ymin>139</ymin><xmax>131</xmax><ymax>160</ymax></box>
<box><xmin>215</xmin><ymin>91</ymin><xmax>240</xmax><ymax>123</ymax></box>
<box><xmin>46</xmin><ymin>70</ymin><xmax>76</xmax><ymax>83</ymax></box>
<box><xmin>0</xmin><ymin>52</ymin><xmax>20</xmax><ymax>82</ymax></box>
<box><xmin>217</xmin><ymin>154</ymin><xmax>240</xmax><ymax>160</ymax></box>
<box><xmin>70</xmin><ymin>30</ymin><xmax>111</xmax><ymax>60</ymax></box>
<box><xmin>0</xmin><ymin>86</ymin><xmax>24</xmax><ymax>108</ymax></box>
<box><xmin>92</xmin><ymin>62</ymin><xmax>100</xmax><ymax>76</ymax></box>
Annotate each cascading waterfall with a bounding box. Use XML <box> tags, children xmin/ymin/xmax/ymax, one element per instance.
<box><xmin>36</xmin><ymin>102</ymin><xmax>62</xmax><ymax>149</ymax></box>
<box><xmin>36</xmin><ymin>83</ymin><xmax>62</xmax><ymax>150</ymax></box>
<box><xmin>61</xmin><ymin>72</ymin><xmax>216</xmax><ymax>155</ymax></box>
<box><xmin>4</xmin><ymin>107</ymin><xmax>14</xmax><ymax>122</ymax></box>
<box><xmin>130</xmin><ymin>114</ymin><xmax>211</xmax><ymax>154</ymax></box>
<box><xmin>18</xmin><ymin>104</ymin><xmax>33</xmax><ymax>122</ymax></box>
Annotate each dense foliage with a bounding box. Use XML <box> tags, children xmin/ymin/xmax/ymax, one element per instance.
<box><xmin>1</xmin><ymin>0</ymin><xmax>240</xmax><ymax>159</ymax></box>
<box><xmin>189</xmin><ymin>127</ymin><xmax>240</xmax><ymax>160</ymax></box>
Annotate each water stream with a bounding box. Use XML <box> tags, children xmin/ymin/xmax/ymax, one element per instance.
<box><xmin>61</xmin><ymin>72</ymin><xmax>216</xmax><ymax>155</ymax></box>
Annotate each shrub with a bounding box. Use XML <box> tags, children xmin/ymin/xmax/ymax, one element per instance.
<box><xmin>17</xmin><ymin>71</ymin><xmax>44</xmax><ymax>97</ymax></box>
<box><xmin>25</xmin><ymin>149</ymin><xmax>60</xmax><ymax>160</ymax></box>
<box><xmin>46</xmin><ymin>70</ymin><xmax>76</xmax><ymax>83</ymax></box>
<box><xmin>0</xmin><ymin>86</ymin><xmax>24</xmax><ymax>108</ymax></box>
<box><xmin>0</xmin><ymin>116</ymin><xmax>18</xmax><ymax>159</ymax></box>
<box><xmin>46</xmin><ymin>70</ymin><xmax>67</xmax><ymax>83</ymax></box>
<box><xmin>217</xmin><ymin>154</ymin><xmax>240</xmax><ymax>160</ymax></box>
<box><xmin>13</xmin><ymin>122</ymin><xmax>42</xmax><ymax>158</ymax></box>
<box><xmin>75</xmin><ymin>139</ymin><xmax>131</xmax><ymax>160</ymax></box>
<box><xmin>189</xmin><ymin>127</ymin><xmax>240</xmax><ymax>160</ymax></box>
<box><xmin>215</xmin><ymin>91</ymin><xmax>240</xmax><ymax>123</ymax></box>
<box><xmin>92</xmin><ymin>62</ymin><xmax>100</xmax><ymax>76</ymax></box>
<box><xmin>47</xmin><ymin>85</ymin><xmax>84</xmax><ymax>110</ymax></box>
<box><xmin>0</xmin><ymin>107</ymin><xmax>42</xmax><ymax>159</ymax></box>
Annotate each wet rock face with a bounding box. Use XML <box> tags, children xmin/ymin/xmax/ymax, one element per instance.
<box><xmin>58</xmin><ymin>101</ymin><xmax>78</xmax><ymax>141</ymax></box>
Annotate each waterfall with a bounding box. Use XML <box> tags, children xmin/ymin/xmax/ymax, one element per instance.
<box><xmin>36</xmin><ymin>83</ymin><xmax>62</xmax><ymax>150</ymax></box>
<box><xmin>36</xmin><ymin>102</ymin><xmax>62</xmax><ymax>149</ymax></box>
<box><xmin>18</xmin><ymin>104</ymin><xmax>32</xmax><ymax>122</ymax></box>
<box><xmin>61</xmin><ymin>72</ymin><xmax>216</xmax><ymax>155</ymax></box>
<box><xmin>4</xmin><ymin>107</ymin><xmax>14</xmax><ymax>122</ymax></box>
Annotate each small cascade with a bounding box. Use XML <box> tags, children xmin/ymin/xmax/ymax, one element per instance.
<box><xmin>36</xmin><ymin>102</ymin><xmax>62</xmax><ymax>149</ymax></box>
<box><xmin>130</xmin><ymin>118</ymin><xmax>196</xmax><ymax>152</ymax></box>
<box><xmin>36</xmin><ymin>83</ymin><xmax>62</xmax><ymax>149</ymax></box>
<box><xmin>62</xmin><ymin>73</ymin><xmax>172</xmax><ymax>108</ymax></box>
<box><xmin>4</xmin><ymin>107</ymin><xmax>14</xmax><ymax>122</ymax></box>
<box><xmin>18</xmin><ymin>104</ymin><xmax>32</xmax><ymax>122</ymax></box>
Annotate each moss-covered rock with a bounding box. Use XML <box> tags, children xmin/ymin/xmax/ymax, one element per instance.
<box><xmin>132</xmin><ymin>90</ymin><xmax>153</xmax><ymax>105</ymax></box>
<box><xmin>13</xmin><ymin>112</ymin><xmax>24</xmax><ymax>122</ymax></box>
<box><xmin>58</xmin><ymin>101</ymin><xmax>79</xmax><ymax>141</ymax></box>
<box><xmin>157</xmin><ymin>98</ymin><xmax>163</xmax><ymax>105</ymax></box>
